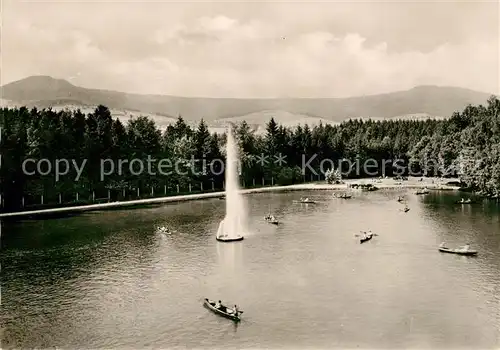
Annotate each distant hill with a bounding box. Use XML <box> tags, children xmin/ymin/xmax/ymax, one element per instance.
<box><xmin>211</xmin><ymin>110</ymin><xmax>335</xmax><ymax>134</ymax></box>
<box><xmin>1</xmin><ymin>76</ymin><xmax>495</xmax><ymax>128</ymax></box>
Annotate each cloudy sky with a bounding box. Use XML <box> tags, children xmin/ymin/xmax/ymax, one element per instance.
<box><xmin>2</xmin><ymin>0</ymin><xmax>499</xmax><ymax>97</ymax></box>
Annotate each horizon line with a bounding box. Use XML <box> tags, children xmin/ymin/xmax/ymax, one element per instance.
<box><xmin>2</xmin><ymin>75</ymin><xmax>497</xmax><ymax>100</ymax></box>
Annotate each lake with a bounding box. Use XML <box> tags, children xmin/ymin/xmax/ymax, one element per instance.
<box><xmin>1</xmin><ymin>190</ymin><xmax>499</xmax><ymax>349</ymax></box>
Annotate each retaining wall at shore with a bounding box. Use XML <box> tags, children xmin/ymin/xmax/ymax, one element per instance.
<box><xmin>0</xmin><ymin>180</ymin><xmax>458</xmax><ymax>219</ymax></box>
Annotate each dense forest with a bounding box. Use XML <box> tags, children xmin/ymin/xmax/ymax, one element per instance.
<box><xmin>0</xmin><ymin>96</ymin><xmax>499</xmax><ymax>212</ymax></box>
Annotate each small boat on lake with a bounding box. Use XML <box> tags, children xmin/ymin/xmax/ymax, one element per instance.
<box><xmin>403</xmin><ymin>206</ymin><xmax>410</xmax><ymax>212</ymax></box>
<box><xmin>415</xmin><ymin>188</ymin><xmax>429</xmax><ymax>195</ymax></box>
<box><xmin>204</xmin><ymin>298</ymin><xmax>242</xmax><ymax>321</ymax></box>
<box><xmin>216</xmin><ymin>235</ymin><xmax>244</xmax><ymax>242</ymax></box>
<box><xmin>265</xmin><ymin>214</ymin><xmax>279</xmax><ymax>225</ymax></box>
<box><xmin>455</xmin><ymin>198</ymin><xmax>473</xmax><ymax>204</ymax></box>
<box><xmin>156</xmin><ymin>226</ymin><xmax>171</xmax><ymax>235</ymax></box>
<box><xmin>299</xmin><ymin>197</ymin><xmax>316</xmax><ymax>204</ymax></box>
<box><xmin>359</xmin><ymin>231</ymin><xmax>374</xmax><ymax>244</ymax></box>
<box><xmin>265</xmin><ymin>205</ymin><xmax>279</xmax><ymax>224</ymax></box>
<box><xmin>397</xmin><ymin>196</ymin><xmax>405</xmax><ymax>202</ymax></box>
<box><xmin>334</xmin><ymin>193</ymin><xmax>352</xmax><ymax>199</ymax></box>
<box><xmin>438</xmin><ymin>243</ymin><xmax>477</xmax><ymax>256</ymax></box>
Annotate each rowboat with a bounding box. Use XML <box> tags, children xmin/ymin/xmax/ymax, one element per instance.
<box><xmin>334</xmin><ymin>193</ymin><xmax>352</xmax><ymax>199</ymax></box>
<box><xmin>360</xmin><ymin>233</ymin><xmax>373</xmax><ymax>244</ymax></box>
<box><xmin>415</xmin><ymin>189</ymin><xmax>429</xmax><ymax>195</ymax></box>
<box><xmin>298</xmin><ymin>197</ymin><xmax>316</xmax><ymax>204</ymax></box>
<box><xmin>403</xmin><ymin>207</ymin><xmax>410</xmax><ymax>212</ymax></box>
<box><xmin>156</xmin><ymin>226</ymin><xmax>171</xmax><ymax>234</ymax></box>
<box><xmin>455</xmin><ymin>199</ymin><xmax>473</xmax><ymax>204</ymax></box>
<box><xmin>265</xmin><ymin>206</ymin><xmax>280</xmax><ymax>225</ymax></box>
<box><xmin>204</xmin><ymin>298</ymin><xmax>242</xmax><ymax>321</ymax></box>
<box><xmin>265</xmin><ymin>216</ymin><xmax>279</xmax><ymax>225</ymax></box>
<box><xmin>438</xmin><ymin>247</ymin><xmax>477</xmax><ymax>256</ymax></box>
<box><xmin>216</xmin><ymin>235</ymin><xmax>244</xmax><ymax>242</ymax></box>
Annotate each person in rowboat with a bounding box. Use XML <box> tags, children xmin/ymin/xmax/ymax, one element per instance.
<box><xmin>439</xmin><ymin>242</ymin><xmax>446</xmax><ymax>248</ymax></box>
<box><xmin>460</xmin><ymin>244</ymin><xmax>470</xmax><ymax>252</ymax></box>
<box><xmin>233</xmin><ymin>305</ymin><xmax>239</xmax><ymax>315</ymax></box>
<box><xmin>215</xmin><ymin>300</ymin><xmax>221</xmax><ymax>309</ymax></box>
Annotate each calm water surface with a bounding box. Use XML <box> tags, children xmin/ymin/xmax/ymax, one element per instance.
<box><xmin>2</xmin><ymin>190</ymin><xmax>500</xmax><ymax>349</ymax></box>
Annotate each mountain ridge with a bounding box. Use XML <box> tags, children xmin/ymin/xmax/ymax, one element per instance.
<box><xmin>1</xmin><ymin>76</ymin><xmax>495</xmax><ymax>124</ymax></box>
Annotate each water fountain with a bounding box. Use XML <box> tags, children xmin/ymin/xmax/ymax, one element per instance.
<box><xmin>216</xmin><ymin>125</ymin><xmax>247</xmax><ymax>242</ymax></box>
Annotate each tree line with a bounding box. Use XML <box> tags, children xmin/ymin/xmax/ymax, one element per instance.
<box><xmin>1</xmin><ymin>96</ymin><xmax>499</xmax><ymax>212</ymax></box>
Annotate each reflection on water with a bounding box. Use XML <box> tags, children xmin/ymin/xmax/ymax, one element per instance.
<box><xmin>1</xmin><ymin>190</ymin><xmax>499</xmax><ymax>349</ymax></box>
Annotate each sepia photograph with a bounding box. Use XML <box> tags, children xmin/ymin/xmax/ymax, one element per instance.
<box><xmin>1</xmin><ymin>0</ymin><xmax>499</xmax><ymax>348</ymax></box>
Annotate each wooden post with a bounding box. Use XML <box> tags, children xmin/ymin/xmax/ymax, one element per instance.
<box><xmin>92</xmin><ymin>191</ymin><xmax>95</xmax><ymax>202</ymax></box>
<box><xmin>108</xmin><ymin>190</ymin><xmax>111</xmax><ymax>201</ymax></box>
<box><xmin>262</xmin><ymin>177</ymin><xmax>264</xmax><ymax>186</ymax></box>
<box><xmin>151</xmin><ymin>186</ymin><xmax>154</xmax><ymax>196</ymax></box>
<box><xmin>41</xmin><ymin>195</ymin><xmax>44</xmax><ymax>205</ymax></box>
<box><xmin>253</xmin><ymin>178</ymin><xmax>255</xmax><ymax>187</ymax></box>
<box><xmin>189</xmin><ymin>183</ymin><xmax>192</xmax><ymax>192</ymax></box>
<box><xmin>137</xmin><ymin>188</ymin><xmax>140</xmax><ymax>197</ymax></box>
<box><xmin>122</xmin><ymin>189</ymin><xmax>125</xmax><ymax>198</ymax></box>
<box><xmin>272</xmin><ymin>177</ymin><xmax>274</xmax><ymax>186</ymax></box>
<box><xmin>76</xmin><ymin>193</ymin><xmax>79</xmax><ymax>202</ymax></box>
<box><xmin>164</xmin><ymin>185</ymin><xmax>167</xmax><ymax>195</ymax></box>
<box><xmin>22</xmin><ymin>197</ymin><xmax>25</xmax><ymax>207</ymax></box>
<box><xmin>201</xmin><ymin>182</ymin><xmax>204</xmax><ymax>191</ymax></box>
<box><xmin>59</xmin><ymin>193</ymin><xmax>62</xmax><ymax>204</ymax></box>
<box><xmin>177</xmin><ymin>184</ymin><xmax>180</xmax><ymax>193</ymax></box>
<box><xmin>212</xmin><ymin>182</ymin><xmax>215</xmax><ymax>191</ymax></box>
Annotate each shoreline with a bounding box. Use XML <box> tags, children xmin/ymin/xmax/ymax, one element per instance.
<box><xmin>0</xmin><ymin>177</ymin><xmax>459</xmax><ymax>219</ymax></box>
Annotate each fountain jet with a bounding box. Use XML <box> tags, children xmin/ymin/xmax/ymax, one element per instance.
<box><xmin>216</xmin><ymin>125</ymin><xmax>246</xmax><ymax>242</ymax></box>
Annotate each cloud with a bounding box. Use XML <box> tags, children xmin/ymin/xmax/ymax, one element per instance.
<box><xmin>2</xmin><ymin>3</ymin><xmax>498</xmax><ymax>97</ymax></box>
<box><xmin>199</xmin><ymin>15</ymin><xmax>237</xmax><ymax>31</ymax></box>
